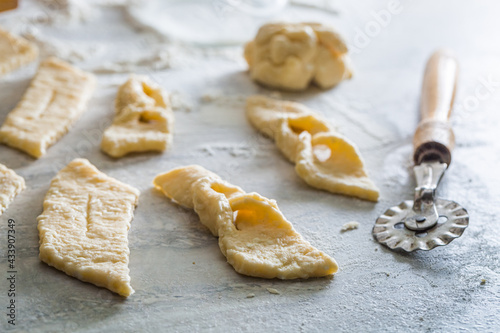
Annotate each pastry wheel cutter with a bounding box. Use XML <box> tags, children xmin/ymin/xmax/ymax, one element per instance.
<box><xmin>373</xmin><ymin>50</ymin><xmax>469</xmax><ymax>251</ymax></box>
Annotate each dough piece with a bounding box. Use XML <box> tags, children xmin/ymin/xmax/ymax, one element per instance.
<box><xmin>0</xmin><ymin>57</ymin><xmax>96</xmax><ymax>158</ymax></box>
<box><xmin>37</xmin><ymin>158</ymin><xmax>139</xmax><ymax>297</ymax></box>
<box><xmin>341</xmin><ymin>221</ymin><xmax>359</xmax><ymax>232</ymax></box>
<box><xmin>0</xmin><ymin>27</ymin><xmax>38</xmax><ymax>76</ymax></box>
<box><xmin>0</xmin><ymin>164</ymin><xmax>25</xmax><ymax>216</ymax></box>
<box><xmin>246</xmin><ymin>95</ymin><xmax>379</xmax><ymax>201</ymax></box>
<box><xmin>154</xmin><ymin>165</ymin><xmax>337</xmax><ymax>279</ymax></box>
<box><xmin>101</xmin><ymin>75</ymin><xmax>174</xmax><ymax>158</ymax></box>
<box><xmin>244</xmin><ymin>22</ymin><xmax>352</xmax><ymax>91</ymax></box>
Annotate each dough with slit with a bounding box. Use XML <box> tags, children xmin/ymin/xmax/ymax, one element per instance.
<box><xmin>101</xmin><ymin>75</ymin><xmax>174</xmax><ymax>158</ymax></box>
<box><xmin>154</xmin><ymin>165</ymin><xmax>338</xmax><ymax>279</ymax></box>
<box><xmin>246</xmin><ymin>95</ymin><xmax>379</xmax><ymax>201</ymax></box>
<box><xmin>37</xmin><ymin>158</ymin><xmax>139</xmax><ymax>297</ymax></box>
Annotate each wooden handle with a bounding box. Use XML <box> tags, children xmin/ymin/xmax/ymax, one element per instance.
<box><xmin>0</xmin><ymin>0</ymin><xmax>18</xmax><ymax>13</ymax></box>
<box><xmin>413</xmin><ymin>50</ymin><xmax>458</xmax><ymax>166</ymax></box>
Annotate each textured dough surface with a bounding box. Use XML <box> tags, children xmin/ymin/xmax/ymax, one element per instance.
<box><xmin>37</xmin><ymin>158</ymin><xmax>139</xmax><ymax>297</ymax></box>
<box><xmin>154</xmin><ymin>165</ymin><xmax>337</xmax><ymax>279</ymax></box>
<box><xmin>101</xmin><ymin>75</ymin><xmax>174</xmax><ymax>158</ymax></box>
<box><xmin>0</xmin><ymin>27</ymin><xmax>38</xmax><ymax>76</ymax></box>
<box><xmin>0</xmin><ymin>163</ymin><xmax>25</xmax><ymax>216</ymax></box>
<box><xmin>246</xmin><ymin>95</ymin><xmax>379</xmax><ymax>201</ymax></box>
<box><xmin>0</xmin><ymin>57</ymin><xmax>96</xmax><ymax>158</ymax></box>
<box><xmin>244</xmin><ymin>22</ymin><xmax>352</xmax><ymax>91</ymax></box>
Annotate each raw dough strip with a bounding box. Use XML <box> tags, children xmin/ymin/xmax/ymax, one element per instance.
<box><xmin>0</xmin><ymin>57</ymin><xmax>96</xmax><ymax>158</ymax></box>
<box><xmin>246</xmin><ymin>95</ymin><xmax>379</xmax><ymax>201</ymax></box>
<box><xmin>0</xmin><ymin>27</ymin><xmax>38</xmax><ymax>76</ymax></box>
<box><xmin>101</xmin><ymin>75</ymin><xmax>174</xmax><ymax>158</ymax></box>
<box><xmin>0</xmin><ymin>164</ymin><xmax>25</xmax><ymax>216</ymax></box>
<box><xmin>37</xmin><ymin>158</ymin><xmax>139</xmax><ymax>297</ymax></box>
<box><xmin>154</xmin><ymin>165</ymin><xmax>338</xmax><ymax>279</ymax></box>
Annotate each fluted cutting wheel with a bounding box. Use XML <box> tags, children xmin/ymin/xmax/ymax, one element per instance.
<box><xmin>373</xmin><ymin>199</ymin><xmax>469</xmax><ymax>252</ymax></box>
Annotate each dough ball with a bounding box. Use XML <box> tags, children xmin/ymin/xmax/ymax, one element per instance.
<box><xmin>244</xmin><ymin>22</ymin><xmax>352</xmax><ymax>91</ymax></box>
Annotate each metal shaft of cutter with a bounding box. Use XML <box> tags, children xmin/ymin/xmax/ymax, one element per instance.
<box><xmin>403</xmin><ymin>161</ymin><xmax>447</xmax><ymax>231</ymax></box>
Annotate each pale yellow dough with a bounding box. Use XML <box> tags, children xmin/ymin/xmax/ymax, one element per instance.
<box><xmin>0</xmin><ymin>27</ymin><xmax>38</xmax><ymax>76</ymax></box>
<box><xmin>37</xmin><ymin>158</ymin><xmax>139</xmax><ymax>297</ymax></box>
<box><xmin>246</xmin><ymin>95</ymin><xmax>379</xmax><ymax>201</ymax></box>
<box><xmin>0</xmin><ymin>57</ymin><xmax>96</xmax><ymax>158</ymax></box>
<box><xmin>154</xmin><ymin>165</ymin><xmax>338</xmax><ymax>279</ymax></box>
<box><xmin>244</xmin><ymin>22</ymin><xmax>352</xmax><ymax>91</ymax></box>
<box><xmin>341</xmin><ymin>221</ymin><xmax>360</xmax><ymax>232</ymax></box>
<box><xmin>101</xmin><ymin>75</ymin><xmax>174</xmax><ymax>158</ymax></box>
<box><xmin>0</xmin><ymin>164</ymin><xmax>25</xmax><ymax>216</ymax></box>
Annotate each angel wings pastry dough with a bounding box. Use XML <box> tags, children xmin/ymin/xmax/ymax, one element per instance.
<box><xmin>0</xmin><ymin>27</ymin><xmax>38</xmax><ymax>76</ymax></box>
<box><xmin>37</xmin><ymin>159</ymin><xmax>139</xmax><ymax>297</ymax></box>
<box><xmin>244</xmin><ymin>22</ymin><xmax>352</xmax><ymax>91</ymax></box>
<box><xmin>154</xmin><ymin>165</ymin><xmax>338</xmax><ymax>279</ymax></box>
<box><xmin>0</xmin><ymin>164</ymin><xmax>25</xmax><ymax>217</ymax></box>
<box><xmin>0</xmin><ymin>57</ymin><xmax>96</xmax><ymax>158</ymax></box>
<box><xmin>101</xmin><ymin>75</ymin><xmax>174</xmax><ymax>158</ymax></box>
<box><xmin>246</xmin><ymin>95</ymin><xmax>380</xmax><ymax>202</ymax></box>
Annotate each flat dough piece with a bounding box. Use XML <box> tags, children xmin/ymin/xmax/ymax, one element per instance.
<box><xmin>246</xmin><ymin>95</ymin><xmax>379</xmax><ymax>202</ymax></box>
<box><xmin>0</xmin><ymin>57</ymin><xmax>96</xmax><ymax>158</ymax></box>
<box><xmin>341</xmin><ymin>221</ymin><xmax>359</xmax><ymax>232</ymax></box>
<box><xmin>101</xmin><ymin>75</ymin><xmax>174</xmax><ymax>158</ymax></box>
<box><xmin>0</xmin><ymin>27</ymin><xmax>38</xmax><ymax>76</ymax></box>
<box><xmin>37</xmin><ymin>158</ymin><xmax>139</xmax><ymax>297</ymax></box>
<box><xmin>154</xmin><ymin>165</ymin><xmax>337</xmax><ymax>279</ymax></box>
<box><xmin>0</xmin><ymin>164</ymin><xmax>25</xmax><ymax>216</ymax></box>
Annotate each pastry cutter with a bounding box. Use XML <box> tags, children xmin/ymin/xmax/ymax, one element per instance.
<box><xmin>373</xmin><ymin>50</ymin><xmax>469</xmax><ymax>251</ymax></box>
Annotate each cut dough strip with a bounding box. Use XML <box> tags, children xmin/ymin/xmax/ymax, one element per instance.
<box><xmin>246</xmin><ymin>95</ymin><xmax>379</xmax><ymax>201</ymax></box>
<box><xmin>37</xmin><ymin>158</ymin><xmax>139</xmax><ymax>297</ymax></box>
<box><xmin>0</xmin><ymin>27</ymin><xmax>38</xmax><ymax>76</ymax></box>
<box><xmin>101</xmin><ymin>75</ymin><xmax>174</xmax><ymax>158</ymax></box>
<box><xmin>0</xmin><ymin>57</ymin><xmax>96</xmax><ymax>158</ymax></box>
<box><xmin>154</xmin><ymin>165</ymin><xmax>338</xmax><ymax>279</ymax></box>
<box><xmin>0</xmin><ymin>163</ymin><xmax>25</xmax><ymax>217</ymax></box>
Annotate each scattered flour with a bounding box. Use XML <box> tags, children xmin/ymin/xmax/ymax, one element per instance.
<box><xmin>92</xmin><ymin>47</ymin><xmax>178</xmax><ymax>74</ymax></box>
<box><xmin>38</xmin><ymin>0</ymin><xmax>96</xmax><ymax>25</ymax></box>
<box><xmin>290</xmin><ymin>0</ymin><xmax>339</xmax><ymax>14</ymax></box>
<box><xmin>17</xmin><ymin>0</ymin><xmax>243</xmax><ymax>74</ymax></box>
<box><xmin>266</xmin><ymin>288</ymin><xmax>280</xmax><ymax>295</ymax></box>
<box><xmin>197</xmin><ymin>143</ymin><xmax>253</xmax><ymax>158</ymax></box>
<box><xmin>200</xmin><ymin>91</ymin><xmax>246</xmax><ymax>104</ymax></box>
<box><xmin>201</xmin><ymin>90</ymin><xmax>223</xmax><ymax>103</ymax></box>
<box><xmin>170</xmin><ymin>91</ymin><xmax>193</xmax><ymax>112</ymax></box>
<box><xmin>22</xmin><ymin>28</ymin><xmax>102</xmax><ymax>63</ymax></box>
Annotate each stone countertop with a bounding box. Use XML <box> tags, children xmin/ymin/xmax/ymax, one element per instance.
<box><xmin>0</xmin><ymin>1</ymin><xmax>499</xmax><ymax>332</ymax></box>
